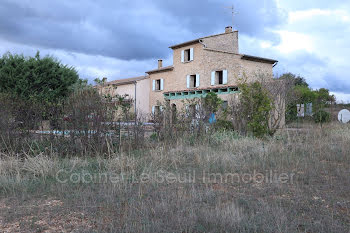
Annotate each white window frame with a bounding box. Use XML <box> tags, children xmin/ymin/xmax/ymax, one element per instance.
<box><xmin>153</xmin><ymin>79</ymin><xmax>164</xmax><ymax>91</ymax></box>
<box><xmin>186</xmin><ymin>74</ymin><xmax>200</xmax><ymax>88</ymax></box>
<box><xmin>211</xmin><ymin>70</ymin><xmax>228</xmax><ymax>85</ymax></box>
<box><xmin>152</xmin><ymin>105</ymin><xmax>163</xmax><ymax>115</ymax></box>
<box><xmin>181</xmin><ymin>48</ymin><xmax>194</xmax><ymax>63</ymax></box>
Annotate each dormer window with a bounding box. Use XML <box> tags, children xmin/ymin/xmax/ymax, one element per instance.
<box><xmin>181</xmin><ymin>48</ymin><xmax>194</xmax><ymax>63</ymax></box>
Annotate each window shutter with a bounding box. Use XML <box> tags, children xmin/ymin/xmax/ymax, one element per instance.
<box><xmin>195</xmin><ymin>74</ymin><xmax>200</xmax><ymax>87</ymax></box>
<box><xmin>181</xmin><ymin>50</ymin><xmax>185</xmax><ymax>63</ymax></box>
<box><xmin>152</xmin><ymin>80</ymin><xmax>155</xmax><ymax>91</ymax></box>
<box><xmin>160</xmin><ymin>79</ymin><xmax>164</xmax><ymax>90</ymax></box>
<box><xmin>190</xmin><ymin>48</ymin><xmax>194</xmax><ymax>61</ymax></box>
<box><xmin>195</xmin><ymin>104</ymin><xmax>200</xmax><ymax>118</ymax></box>
<box><xmin>223</xmin><ymin>70</ymin><xmax>228</xmax><ymax>84</ymax></box>
<box><xmin>211</xmin><ymin>71</ymin><xmax>215</xmax><ymax>86</ymax></box>
<box><xmin>152</xmin><ymin>106</ymin><xmax>155</xmax><ymax>114</ymax></box>
<box><xmin>186</xmin><ymin>75</ymin><xmax>190</xmax><ymax>88</ymax></box>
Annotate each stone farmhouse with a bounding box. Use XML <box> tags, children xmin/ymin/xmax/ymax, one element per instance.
<box><xmin>98</xmin><ymin>26</ymin><xmax>278</xmax><ymax>119</ymax></box>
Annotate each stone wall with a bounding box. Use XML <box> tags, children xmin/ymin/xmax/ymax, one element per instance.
<box><xmin>201</xmin><ymin>31</ymin><xmax>239</xmax><ymax>53</ymax></box>
<box><xmin>148</xmin><ymin>43</ymin><xmax>273</xmax><ymax>113</ymax></box>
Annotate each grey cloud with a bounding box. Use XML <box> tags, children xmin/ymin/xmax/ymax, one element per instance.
<box><xmin>0</xmin><ymin>0</ymin><xmax>285</xmax><ymax>60</ymax></box>
<box><xmin>2</xmin><ymin>0</ymin><xmax>349</xmax><ymax>100</ymax></box>
<box><xmin>280</xmin><ymin>51</ymin><xmax>326</xmax><ymax>67</ymax></box>
<box><xmin>275</xmin><ymin>52</ymin><xmax>350</xmax><ymax>94</ymax></box>
<box><xmin>324</xmin><ymin>74</ymin><xmax>350</xmax><ymax>93</ymax></box>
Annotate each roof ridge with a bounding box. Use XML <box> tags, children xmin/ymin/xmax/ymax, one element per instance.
<box><xmin>104</xmin><ymin>75</ymin><xmax>148</xmax><ymax>85</ymax></box>
<box><xmin>169</xmin><ymin>31</ymin><xmax>238</xmax><ymax>49</ymax></box>
<box><xmin>146</xmin><ymin>65</ymin><xmax>174</xmax><ymax>74</ymax></box>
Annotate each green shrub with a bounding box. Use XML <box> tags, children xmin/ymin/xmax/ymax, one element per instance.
<box><xmin>204</xmin><ymin>92</ymin><xmax>223</xmax><ymax>114</ymax></box>
<box><xmin>215</xmin><ymin>119</ymin><xmax>234</xmax><ymax>131</ymax></box>
<box><xmin>314</xmin><ymin>110</ymin><xmax>331</xmax><ymax>123</ymax></box>
<box><xmin>150</xmin><ymin>133</ymin><xmax>158</xmax><ymax>141</ymax></box>
<box><xmin>240</xmin><ymin>82</ymin><xmax>272</xmax><ymax>137</ymax></box>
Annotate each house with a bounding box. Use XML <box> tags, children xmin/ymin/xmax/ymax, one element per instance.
<box><xmin>99</xmin><ymin>26</ymin><xmax>277</xmax><ymax>119</ymax></box>
<box><xmin>97</xmin><ymin>75</ymin><xmax>150</xmax><ymax>118</ymax></box>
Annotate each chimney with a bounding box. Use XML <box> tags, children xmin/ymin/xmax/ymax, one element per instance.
<box><xmin>158</xmin><ymin>59</ymin><xmax>163</xmax><ymax>69</ymax></box>
<box><xmin>225</xmin><ymin>26</ymin><xmax>232</xmax><ymax>33</ymax></box>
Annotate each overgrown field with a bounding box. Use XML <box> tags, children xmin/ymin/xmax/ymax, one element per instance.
<box><xmin>1</xmin><ymin>123</ymin><xmax>350</xmax><ymax>232</ymax></box>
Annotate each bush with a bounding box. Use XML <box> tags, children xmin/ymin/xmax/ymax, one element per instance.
<box><xmin>215</xmin><ymin>119</ymin><xmax>234</xmax><ymax>131</ymax></box>
<box><xmin>314</xmin><ymin>110</ymin><xmax>331</xmax><ymax>123</ymax></box>
<box><xmin>0</xmin><ymin>51</ymin><xmax>79</xmax><ymax>104</ymax></box>
<box><xmin>240</xmin><ymin>82</ymin><xmax>272</xmax><ymax>137</ymax></box>
<box><xmin>204</xmin><ymin>92</ymin><xmax>223</xmax><ymax>114</ymax></box>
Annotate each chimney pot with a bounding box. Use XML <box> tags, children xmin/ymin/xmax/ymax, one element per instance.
<box><xmin>158</xmin><ymin>59</ymin><xmax>163</xmax><ymax>69</ymax></box>
<box><xmin>225</xmin><ymin>26</ymin><xmax>232</xmax><ymax>33</ymax></box>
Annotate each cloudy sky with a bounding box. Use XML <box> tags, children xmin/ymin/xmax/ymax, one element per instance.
<box><xmin>1</xmin><ymin>0</ymin><xmax>349</xmax><ymax>102</ymax></box>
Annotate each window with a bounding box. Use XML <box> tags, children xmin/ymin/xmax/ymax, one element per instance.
<box><xmin>184</xmin><ymin>49</ymin><xmax>190</xmax><ymax>62</ymax></box>
<box><xmin>187</xmin><ymin>74</ymin><xmax>200</xmax><ymax>88</ymax></box>
<box><xmin>216</xmin><ymin>71</ymin><xmax>223</xmax><ymax>84</ymax></box>
<box><xmin>171</xmin><ymin>104</ymin><xmax>177</xmax><ymax>123</ymax></box>
<box><xmin>154</xmin><ymin>106</ymin><xmax>160</xmax><ymax>115</ymax></box>
<box><xmin>190</xmin><ymin>75</ymin><xmax>196</xmax><ymax>88</ymax></box>
<box><xmin>152</xmin><ymin>105</ymin><xmax>162</xmax><ymax>115</ymax></box>
<box><xmin>152</xmin><ymin>79</ymin><xmax>164</xmax><ymax>91</ymax></box>
<box><xmin>186</xmin><ymin>105</ymin><xmax>196</xmax><ymax>118</ymax></box>
<box><xmin>186</xmin><ymin>104</ymin><xmax>200</xmax><ymax>119</ymax></box>
<box><xmin>156</xmin><ymin>79</ymin><xmax>161</xmax><ymax>90</ymax></box>
<box><xmin>211</xmin><ymin>70</ymin><xmax>228</xmax><ymax>85</ymax></box>
<box><xmin>190</xmin><ymin>105</ymin><xmax>196</xmax><ymax>118</ymax></box>
<box><xmin>181</xmin><ymin>48</ymin><xmax>194</xmax><ymax>63</ymax></box>
<box><xmin>222</xmin><ymin>101</ymin><xmax>228</xmax><ymax>110</ymax></box>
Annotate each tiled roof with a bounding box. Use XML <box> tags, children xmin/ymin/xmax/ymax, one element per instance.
<box><xmin>104</xmin><ymin>75</ymin><xmax>148</xmax><ymax>86</ymax></box>
<box><xmin>241</xmin><ymin>54</ymin><xmax>278</xmax><ymax>64</ymax></box>
<box><xmin>145</xmin><ymin>65</ymin><xmax>174</xmax><ymax>74</ymax></box>
<box><xmin>203</xmin><ymin>48</ymin><xmax>278</xmax><ymax>64</ymax></box>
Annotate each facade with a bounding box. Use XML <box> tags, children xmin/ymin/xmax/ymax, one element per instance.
<box><xmin>97</xmin><ymin>76</ymin><xmax>150</xmax><ymax>117</ymax></box>
<box><xmin>100</xmin><ymin>26</ymin><xmax>277</xmax><ymax>119</ymax></box>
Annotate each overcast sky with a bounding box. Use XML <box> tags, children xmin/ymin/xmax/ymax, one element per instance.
<box><xmin>1</xmin><ymin>0</ymin><xmax>349</xmax><ymax>102</ymax></box>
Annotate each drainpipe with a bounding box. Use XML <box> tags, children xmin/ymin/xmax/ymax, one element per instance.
<box><xmin>273</xmin><ymin>61</ymin><xmax>278</xmax><ymax>67</ymax></box>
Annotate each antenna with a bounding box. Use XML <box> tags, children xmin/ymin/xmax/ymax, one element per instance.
<box><xmin>225</xmin><ymin>5</ymin><xmax>238</xmax><ymax>30</ymax></box>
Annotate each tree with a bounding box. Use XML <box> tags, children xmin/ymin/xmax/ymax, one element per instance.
<box><xmin>279</xmin><ymin>72</ymin><xmax>309</xmax><ymax>87</ymax></box>
<box><xmin>203</xmin><ymin>92</ymin><xmax>223</xmax><ymax>114</ymax></box>
<box><xmin>239</xmin><ymin>82</ymin><xmax>272</xmax><ymax>137</ymax></box>
<box><xmin>315</xmin><ymin>88</ymin><xmax>335</xmax><ymax>105</ymax></box>
<box><xmin>281</xmin><ymin>72</ymin><xmax>336</xmax><ymax>123</ymax></box>
<box><xmin>0</xmin><ymin>51</ymin><xmax>79</xmax><ymax>104</ymax></box>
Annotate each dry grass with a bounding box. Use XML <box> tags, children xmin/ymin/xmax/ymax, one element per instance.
<box><xmin>0</xmin><ymin>123</ymin><xmax>350</xmax><ymax>232</ymax></box>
